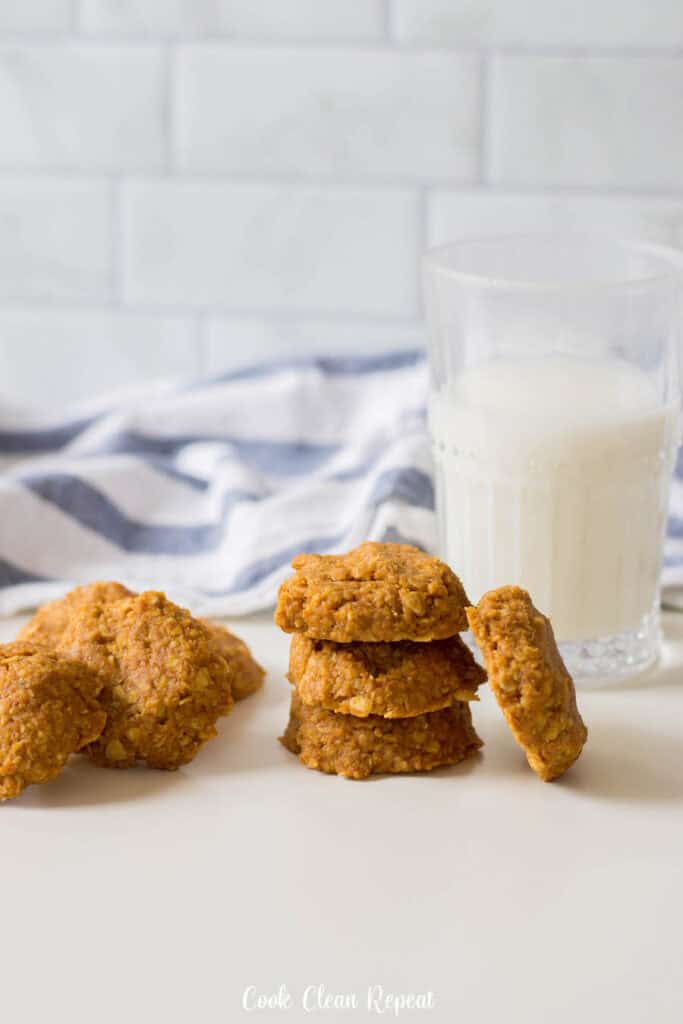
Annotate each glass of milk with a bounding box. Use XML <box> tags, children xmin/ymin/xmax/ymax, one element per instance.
<box><xmin>423</xmin><ymin>234</ymin><xmax>683</xmax><ymax>683</ymax></box>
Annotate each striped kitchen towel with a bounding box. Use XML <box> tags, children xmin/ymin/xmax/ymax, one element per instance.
<box><xmin>0</xmin><ymin>350</ymin><xmax>435</xmax><ymax>617</ymax></box>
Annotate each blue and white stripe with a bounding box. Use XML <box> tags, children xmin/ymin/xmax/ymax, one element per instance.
<box><xmin>0</xmin><ymin>351</ymin><xmax>435</xmax><ymax>616</ymax></box>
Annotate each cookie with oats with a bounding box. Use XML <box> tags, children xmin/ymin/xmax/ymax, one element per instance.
<box><xmin>289</xmin><ymin>633</ymin><xmax>484</xmax><ymax>719</ymax></box>
<box><xmin>201</xmin><ymin>621</ymin><xmax>265</xmax><ymax>701</ymax></box>
<box><xmin>467</xmin><ymin>586</ymin><xmax>587</xmax><ymax>782</ymax></box>
<box><xmin>58</xmin><ymin>592</ymin><xmax>235</xmax><ymax>771</ymax></box>
<box><xmin>0</xmin><ymin>642</ymin><xmax>106</xmax><ymax>801</ymax></box>
<box><xmin>275</xmin><ymin>542</ymin><xmax>469</xmax><ymax>643</ymax></box>
<box><xmin>18</xmin><ymin>581</ymin><xmax>133</xmax><ymax>648</ymax></box>
<box><xmin>280</xmin><ymin>691</ymin><xmax>482</xmax><ymax>780</ymax></box>
<box><xmin>20</xmin><ymin>583</ymin><xmax>263</xmax><ymax>707</ymax></box>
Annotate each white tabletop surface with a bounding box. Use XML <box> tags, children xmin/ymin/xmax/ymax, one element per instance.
<box><xmin>1</xmin><ymin>609</ymin><xmax>682</xmax><ymax>1024</ymax></box>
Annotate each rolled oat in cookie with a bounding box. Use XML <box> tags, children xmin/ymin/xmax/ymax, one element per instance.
<box><xmin>467</xmin><ymin>585</ymin><xmax>587</xmax><ymax>782</ymax></box>
<box><xmin>275</xmin><ymin>541</ymin><xmax>469</xmax><ymax>642</ymax></box>
<box><xmin>280</xmin><ymin>690</ymin><xmax>482</xmax><ymax>779</ymax></box>
<box><xmin>289</xmin><ymin>633</ymin><xmax>485</xmax><ymax>718</ymax></box>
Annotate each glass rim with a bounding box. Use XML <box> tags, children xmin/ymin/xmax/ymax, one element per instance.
<box><xmin>423</xmin><ymin>232</ymin><xmax>683</xmax><ymax>293</ymax></box>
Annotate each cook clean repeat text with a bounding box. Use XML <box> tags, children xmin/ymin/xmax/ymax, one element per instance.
<box><xmin>242</xmin><ymin>984</ymin><xmax>436</xmax><ymax>1015</ymax></box>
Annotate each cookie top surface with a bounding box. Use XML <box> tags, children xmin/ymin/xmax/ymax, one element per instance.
<box><xmin>0</xmin><ymin>642</ymin><xmax>106</xmax><ymax>801</ymax></box>
<box><xmin>58</xmin><ymin>591</ymin><xmax>234</xmax><ymax>770</ymax></box>
<box><xmin>289</xmin><ymin>634</ymin><xmax>484</xmax><ymax>718</ymax></box>
<box><xmin>467</xmin><ymin>586</ymin><xmax>588</xmax><ymax>782</ymax></box>
<box><xmin>201</xmin><ymin>621</ymin><xmax>265</xmax><ymax>701</ymax></box>
<box><xmin>20</xmin><ymin>584</ymin><xmax>261</xmax><ymax>708</ymax></box>
<box><xmin>18</xmin><ymin>581</ymin><xmax>133</xmax><ymax>648</ymax></box>
<box><xmin>275</xmin><ymin>542</ymin><xmax>469</xmax><ymax>642</ymax></box>
<box><xmin>281</xmin><ymin>691</ymin><xmax>482</xmax><ymax>779</ymax></box>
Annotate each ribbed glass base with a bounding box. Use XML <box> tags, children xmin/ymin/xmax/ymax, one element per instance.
<box><xmin>559</xmin><ymin>606</ymin><xmax>661</xmax><ymax>688</ymax></box>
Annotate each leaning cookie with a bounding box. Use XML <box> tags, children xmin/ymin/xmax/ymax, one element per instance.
<box><xmin>201</xmin><ymin>621</ymin><xmax>265</xmax><ymax>701</ymax></box>
<box><xmin>0</xmin><ymin>642</ymin><xmax>106</xmax><ymax>801</ymax></box>
<box><xmin>281</xmin><ymin>691</ymin><xmax>482</xmax><ymax>780</ymax></box>
<box><xmin>467</xmin><ymin>586</ymin><xmax>587</xmax><ymax>782</ymax></box>
<box><xmin>276</xmin><ymin>541</ymin><xmax>469</xmax><ymax>643</ymax></box>
<box><xmin>289</xmin><ymin>634</ymin><xmax>484</xmax><ymax>719</ymax></box>
<box><xmin>58</xmin><ymin>592</ymin><xmax>235</xmax><ymax>771</ymax></box>
<box><xmin>18</xmin><ymin>581</ymin><xmax>133</xmax><ymax>647</ymax></box>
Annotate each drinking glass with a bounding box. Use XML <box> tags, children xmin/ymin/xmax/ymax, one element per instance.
<box><xmin>423</xmin><ymin>234</ymin><xmax>683</xmax><ymax>683</ymax></box>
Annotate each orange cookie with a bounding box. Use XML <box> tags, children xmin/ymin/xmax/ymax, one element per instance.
<box><xmin>201</xmin><ymin>621</ymin><xmax>265</xmax><ymax>701</ymax></box>
<box><xmin>58</xmin><ymin>592</ymin><xmax>235</xmax><ymax>771</ymax></box>
<box><xmin>18</xmin><ymin>581</ymin><xmax>133</xmax><ymax>647</ymax></box>
<box><xmin>289</xmin><ymin>633</ymin><xmax>484</xmax><ymax>718</ymax></box>
<box><xmin>0</xmin><ymin>642</ymin><xmax>106</xmax><ymax>801</ymax></box>
<box><xmin>20</xmin><ymin>583</ymin><xmax>262</xmax><ymax>707</ymax></box>
<box><xmin>281</xmin><ymin>691</ymin><xmax>482</xmax><ymax>780</ymax></box>
<box><xmin>276</xmin><ymin>542</ymin><xmax>469</xmax><ymax>642</ymax></box>
<box><xmin>467</xmin><ymin>586</ymin><xmax>587</xmax><ymax>782</ymax></box>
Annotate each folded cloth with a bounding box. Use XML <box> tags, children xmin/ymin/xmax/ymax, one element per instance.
<box><xmin>0</xmin><ymin>351</ymin><xmax>435</xmax><ymax>617</ymax></box>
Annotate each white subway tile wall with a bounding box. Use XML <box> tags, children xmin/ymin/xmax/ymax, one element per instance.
<box><xmin>122</xmin><ymin>181</ymin><xmax>418</xmax><ymax>314</ymax></box>
<box><xmin>428</xmin><ymin>193</ymin><xmax>683</xmax><ymax>248</ymax></box>
<box><xmin>489</xmin><ymin>57</ymin><xmax>683</xmax><ymax>189</ymax></box>
<box><xmin>0</xmin><ymin>2</ymin><xmax>73</xmax><ymax>33</ymax></box>
<box><xmin>0</xmin><ymin>180</ymin><xmax>111</xmax><ymax>302</ymax></box>
<box><xmin>0</xmin><ymin>0</ymin><xmax>682</xmax><ymax>392</ymax></box>
<box><xmin>0</xmin><ymin>315</ymin><xmax>198</xmax><ymax>406</ymax></box>
<box><xmin>393</xmin><ymin>0</ymin><xmax>683</xmax><ymax>49</ymax></box>
<box><xmin>0</xmin><ymin>45</ymin><xmax>165</xmax><ymax>170</ymax></box>
<box><xmin>80</xmin><ymin>1</ymin><xmax>385</xmax><ymax>41</ymax></box>
<box><xmin>175</xmin><ymin>48</ymin><xmax>480</xmax><ymax>180</ymax></box>
<box><xmin>204</xmin><ymin>319</ymin><xmax>424</xmax><ymax>372</ymax></box>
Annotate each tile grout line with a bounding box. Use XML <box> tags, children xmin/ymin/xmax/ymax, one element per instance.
<box><xmin>0</xmin><ymin>302</ymin><xmax>426</xmax><ymax>353</ymax></box>
<box><xmin>382</xmin><ymin>0</ymin><xmax>394</xmax><ymax>41</ymax></box>
<box><xmin>415</xmin><ymin>186</ymin><xmax>429</xmax><ymax>317</ymax></box>
<box><xmin>109</xmin><ymin>178</ymin><xmax>123</xmax><ymax>306</ymax></box>
<box><xmin>195</xmin><ymin>314</ymin><xmax>210</xmax><ymax>375</ymax></box>
<box><xmin>162</xmin><ymin>42</ymin><xmax>175</xmax><ymax>174</ymax></box>
<box><xmin>0</xmin><ymin>35</ymin><xmax>683</xmax><ymax>57</ymax></box>
<box><xmin>0</xmin><ymin>34</ymin><xmax>683</xmax><ymax>56</ymax></box>
<box><xmin>3</xmin><ymin>169</ymin><xmax>683</xmax><ymax>198</ymax></box>
<box><xmin>0</xmin><ymin>292</ymin><xmax>428</xmax><ymax>322</ymax></box>
<box><xmin>479</xmin><ymin>52</ymin><xmax>490</xmax><ymax>185</ymax></box>
<box><xmin>70</xmin><ymin>0</ymin><xmax>81</xmax><ymax>33</ymax></box>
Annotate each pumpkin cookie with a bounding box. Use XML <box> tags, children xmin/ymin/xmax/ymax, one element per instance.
<box><xmin>58</xmin><ymin>592</ymin><xmax>235</xmax><ymax>771</ymax></box>
<box><xmin>201</xmin><ymin>621</ymin><xmax>265</xmax><ymax>701</ymax></box>
<box><xmin>0</xmin><ymin>642</ymin><xmax>106</xmax><ymax>801</ymax></box>
<box><xmin>275</xmin><ymin>542</ymin><xmax>469</xmax><ymax>642</ymax></box>
<box><xmin>467</xmin><ymin>586</ymin><xmax>587</xmax><ymax>782</ymax></box>
<box><xmin>289</xmin><ymin>633</ymin><xmax>484</xmax><ymax>719</ymax></box>
<box><xmin>281</xmin><ymin>691</ymin><xmax>482</xmax><ymax>779</ymax></box>
<box><xmin>18</xmin><ymin>581</ymin><xmax>133</xmax><ymax>647</ymax></box>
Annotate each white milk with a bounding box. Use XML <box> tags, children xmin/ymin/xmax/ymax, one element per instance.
<box><xmin>429</xmin><ymin>356</ymin><xmax>680</xmax><ymax>642</ymax></box>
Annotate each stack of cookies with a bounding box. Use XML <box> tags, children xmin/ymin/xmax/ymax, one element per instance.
<box><xmin>275</xmin><ymin>542</ymin><xmax>486</xmax><ymax>779</ymax></box>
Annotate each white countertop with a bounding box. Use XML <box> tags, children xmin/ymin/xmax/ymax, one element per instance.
<box><xmin>1</xmin><ymin>610</ymin><xmax>682</xmax><ymax>1024</ymax></box>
